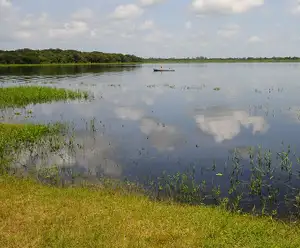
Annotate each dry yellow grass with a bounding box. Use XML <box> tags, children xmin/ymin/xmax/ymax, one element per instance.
<box><xmin>1</xmin><ymin>176</ymin><xmax>300</xmax><ymax>248</ymax></box>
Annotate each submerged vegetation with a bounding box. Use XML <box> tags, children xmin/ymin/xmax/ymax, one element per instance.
<box><xmin>0</xmin><ymin>86</ymin><xmax>89</xmax><ymax>108</ymax></box>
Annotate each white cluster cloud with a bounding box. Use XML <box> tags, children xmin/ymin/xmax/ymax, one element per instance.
<box><xmin>140</xmin><ymin>0</ymin><xmax>166</xmax><ymax>7</ymax></box>
<box><xmin>248</xmin><ymin>35</ymin><xmax>263</xmax><ymax>43</ymax></box>
<box><xmin>111</xmin><ymin>4</ymin><xmax>144</xmax><ymax>19</ymax></box>
<box><xmin>0</xmin><ymin>0</ymin><xmax>11</xmax><ymax>8</ymax></box>
<box><xmin>292</xmin><ymin>0</ymin><xmax>300</xmax><ymax>14</ymax></box>
<box><xmin>71</xmin><ymin>8</ymin><xmax>94</xmax><ymax>21</ymax></box>
<box><xmin>138</xmin><ymin>20</ymin><xmax>155</xmax><ymax>30</ymax></box>
<box><xmin>0</xmin><ymin>0</ymin><xmax>299</xmax><ymax>57</ymax></box>
<box><xmin>185</xmin><ymin>21</ymin><xmax>192</xmax><ymax>29</ymax></box>
<box><xmin>49</xmin><ymin>21</ymin><xmax>89</xmax><ymax>39</ymax></box>
<box><xmin>191</xmin><ymin>0</ymin><xmax>264</xmax><ymax>14</ymax></box>
<box><xmin>0</xmin><ymin>0</ymin><xmax>95</xmax><ymax>44</ymax></box>
<box><xmin>0</xmin><ymin>0</ymin><xmax>16</xmax><ymax>41</ymax></box>
<box><xmin>144</xmin><ymin>30</ymin><xmax>173</xmax><ymax>43</ymax></box>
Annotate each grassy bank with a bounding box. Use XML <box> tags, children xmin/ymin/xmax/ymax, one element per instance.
<box><xmin>0</xmin><ymin>176</ymin><xmax>300</xmax><ymax>248</ymax></box>
<box><xmin>0</xmin><ymin>86</ymin><xmax>88</xmax><ymax>108</ymax></box>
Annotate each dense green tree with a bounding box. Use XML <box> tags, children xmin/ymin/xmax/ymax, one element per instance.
<box><xmin>0</xmin><ymin>49</ymin><xmax>143</xmax><ymax>64</ymax></box>
<box><xmin>1</xmin><ymin>49</ymin><xmax>299</xmax><ymax>64</ymax></box>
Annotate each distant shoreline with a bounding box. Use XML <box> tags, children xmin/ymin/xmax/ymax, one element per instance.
<box><xmin>0</xmin><ymin>62</ymin><xmax>141</xmax><ymax>67</ymax></box>
<box><xmin>1</xmin><ymin>60</ymin><xmax>300</xmax><ymax>67</ymax></box>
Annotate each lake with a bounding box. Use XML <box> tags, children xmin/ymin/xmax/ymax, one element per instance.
<box><xmin>2</xmin><ymin>63</ymin><xmax>300</xmax><ymax>216</ymax></box>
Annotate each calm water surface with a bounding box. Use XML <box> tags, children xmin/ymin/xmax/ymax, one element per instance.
<box><xmin>2</xmin><ymin>64</ymin><xmax>300</xmax><ymax>204</ymax></box>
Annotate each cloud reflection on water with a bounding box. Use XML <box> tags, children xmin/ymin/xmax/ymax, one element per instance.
<box><xmin>140</xmin><ymin>117</ymin><xmax>182</xmax><ymax>152</ymax></box>
<box><xmin>15</xmin><ymin>133</ymin><xmax>122</xmax><ymax>178</ymax></box>
<box><xmin>114</xmin><ymin>107</ymin><xmax>145</xmax><ymax>121</ymax></box>
<box><xmin>194</xmin><ymin>108</ymin><xmax>269</xmax><ymax>143</ymax></box>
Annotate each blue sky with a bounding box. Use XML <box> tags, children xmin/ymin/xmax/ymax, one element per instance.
<box><xmin>0</xmin><ymin>0</ymin><xmax>300</xmax><ymax>57</ymax></box>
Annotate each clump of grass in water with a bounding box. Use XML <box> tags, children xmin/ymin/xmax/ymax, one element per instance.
<box><xmin>0</xmin><ymin>122</ymin><xmax>65</xmax><ymax>174</ymax></box>
<box><xmin>0</xmin><ymin>86</ymin><xmax>89</xmax><ymax>108</ymax></box>
<box><xmin>213</xmin><ymin>87</ymin><xmax>221</xmax><ymax>91</ymax></box>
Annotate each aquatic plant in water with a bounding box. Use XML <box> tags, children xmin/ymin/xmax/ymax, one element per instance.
<box><xmin>145</xmin><ymin>144</ymin><xmax>300</xmax><ymax>219</ymax></box>
<box><xmin>0</xmin><ymin>86</ymin><xmax>89</xmax><ymax>108</ymax></box>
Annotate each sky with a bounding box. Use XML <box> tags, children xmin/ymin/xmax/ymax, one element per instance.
<box><xmin>0</xmin><ymin>0</ymin><xmax>300</xmax><ymax>58</ymax></box>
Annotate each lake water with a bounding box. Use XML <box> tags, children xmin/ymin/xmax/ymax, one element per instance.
<box><xmin>2</xmin><ymin>63</ymin><xmax>300</xmax><ymax>215</ymax></box>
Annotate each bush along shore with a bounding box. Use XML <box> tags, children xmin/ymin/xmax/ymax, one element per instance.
<box><xmin>0</xmin><ymin>49</ymin><xmax>143</xmax><ymax>64</ymax></box>
<box><xmin>2</xmin><ymin>86</ymin><xmax>300</xmax><ymax>247</ymax></box>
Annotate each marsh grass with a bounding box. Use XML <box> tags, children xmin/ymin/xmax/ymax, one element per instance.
<box><xmin>145</xmin><ymin>145</ymin><xmax>300</xmax><ymax>219</ymax></box>
<box><xmin>0</xmin><ymin>85</ymin><xmax>89</xmax><ymax>173</ymax></box>
<box><xmin>0</xmin><ymin>123</ymin><xmax>65</xmax><ymax>173</ymax></box>
<box><xmin>0</xmin><ymin>86</ymin><xmax>89</xmax><ymax>108</ymax></box>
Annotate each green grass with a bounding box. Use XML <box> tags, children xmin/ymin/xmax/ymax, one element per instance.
<box><xmin>0</xmin><ymin>86</ymin><xmax>88</xmax><ymax>108</ymax></box>
<box><xmin>0</xmin><ymin>85</ymin><xmax>75</xmax><ymax>169</ymax></box>
<box><xmin>0</xmin><ymin>123</ymin><xmax>64</xmax><ymax>171</ymax></box>
<box><xmin>1</xmin><ymin>176</ymin><xmax>300</xmax><ymax>248</ymax></box>
<box><xmin>0</xmin><ymin>122</ymin><xmax>63</xmax><ymax>144</ymax></box>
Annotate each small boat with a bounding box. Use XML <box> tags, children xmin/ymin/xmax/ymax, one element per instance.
<box><xmin>153</xmin><ymin>68</ymin><xmax>175</xmax><ymax>72</ymax></box>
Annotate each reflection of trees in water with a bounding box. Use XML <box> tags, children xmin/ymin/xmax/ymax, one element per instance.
<box><xmin>0</xmin><ymin>64</ymin><xmax>141</xmax><ymax>78</ymax></box>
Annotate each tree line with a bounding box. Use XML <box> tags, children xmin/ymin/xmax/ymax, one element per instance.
<box><xmin>144</xmin><ymin>56</ymin><xmax>300</xmax><ymax>62</ymax></box>
<box><xmin>1</xmin><ymin>49</ymin><xmax>300</xmax><ymax>64</ymax></box>
<box><xmin>0</xmin><ymin>49</ymin><xmax>143</xmax><ymax>64</ymax></box>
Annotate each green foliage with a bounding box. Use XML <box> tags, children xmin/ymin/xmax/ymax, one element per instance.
<box><xmin>0</xmin><ymin>48</ymin><xmax>143</xmax><ymax>65</ymax></box>
<box><xmin>2</xmin><ymin>49</ymin><xmax>300</xmax><ymax>65</ymax></box>
<box><xmin>0</xmin><ymin>86</ymin><xmax>88</xmax><ymax>108</ymax></box>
